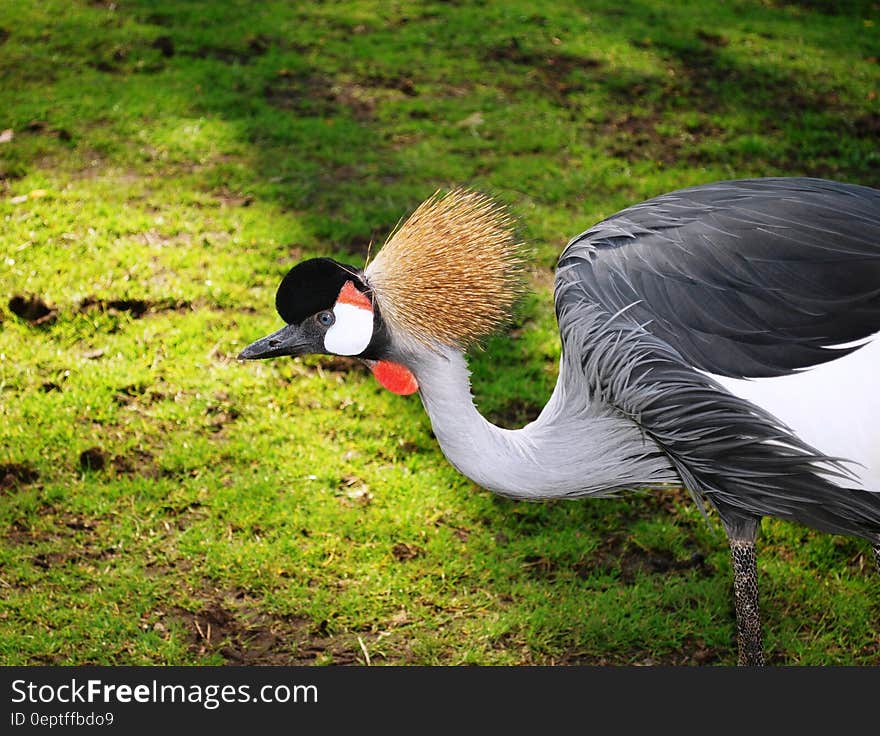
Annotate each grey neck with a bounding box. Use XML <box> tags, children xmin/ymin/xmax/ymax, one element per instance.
<box><xmin>408</xmin><ymin>345</ymin><xmax>678</xmax><ymax>500</ymax></box>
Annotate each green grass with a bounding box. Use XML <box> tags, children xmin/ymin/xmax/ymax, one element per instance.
<box><xmin>1</xmin><ymin>0</ymin><xmax>878</xmax><ymax>666</ymax></box>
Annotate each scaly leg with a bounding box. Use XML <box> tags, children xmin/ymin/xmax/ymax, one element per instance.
<box><xmin>874</xmin><ymin>546</ymin><xmax>880</xmax><ymax>574</ymax></box>
<box><xmin>729</xmin><ymin>538</ymin><xmax>764</xmax><ymax>666</ymax></box>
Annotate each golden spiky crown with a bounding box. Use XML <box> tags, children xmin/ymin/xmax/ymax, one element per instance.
<box><xmin>364</xmin><ymin>189</ymin><xmax>525</xmax><ymax>348</ymax></box>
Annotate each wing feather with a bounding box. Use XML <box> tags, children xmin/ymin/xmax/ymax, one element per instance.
<box><xmin>557</xmin><ymin>178</ymin><xmax>880</xmax><ymax>378</ymax></box>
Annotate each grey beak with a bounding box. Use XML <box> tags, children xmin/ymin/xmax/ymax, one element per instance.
<box><xmin>238</xmin><ymin>323</ymin><xmax>310</xmax><ymax>360</ymax></box>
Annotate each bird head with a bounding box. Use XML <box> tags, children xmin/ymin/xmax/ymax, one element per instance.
<box><xmin>239</xmin><ymin>189</ymin><xmax>524</xmax><ymax>395</ymax></box>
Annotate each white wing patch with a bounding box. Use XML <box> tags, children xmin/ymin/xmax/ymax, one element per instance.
<box><xmin>703</xmin><ymin>331</ymin><xmax>880</xmax><ymax>492</ymax></box>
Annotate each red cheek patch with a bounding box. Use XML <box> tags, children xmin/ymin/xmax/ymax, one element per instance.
<box><xmin>369</xmin><ymin>360</ymin><xmax>419</xmax><ymax>395</ymax></box>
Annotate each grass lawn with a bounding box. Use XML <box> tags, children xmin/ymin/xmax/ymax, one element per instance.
<box><xmin>1</xmin><ymin>0</ymin><xmax>878</xmax><ymax>666</ymax></box>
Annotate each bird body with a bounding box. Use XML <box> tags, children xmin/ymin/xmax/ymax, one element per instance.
<box><xmin>553</xmin><ymin>178</ymin><xmax>880</xmax><ymax>544</ymax></box>
<box><xmin>240</xmin><ymin>177</ymin><xmax>880</xmax><ymax>665</ymax></box>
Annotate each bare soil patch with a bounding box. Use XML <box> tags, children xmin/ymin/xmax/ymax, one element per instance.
<box><xmin>8</xmin><ymin>294</ymin><xmax>58</xmax><ymax>325</ymax></box>
<box><xmin>484</xmin><ymin>38</ymin><xmax>603</xmax><ymax>100</ymax></box>
<box><xmin>78</xmin><ymin>296</ymin><xmax>193</xmax><ymax>318</ymax></box>
<box><xmin>79</xmin><ymin>447</ymin><xmax>109</xmax><ymax>472</ymax></box>
<box><xmin>0</xmin><ymin>463</ymin><xmax>39</xmax><ymax>491</ymax></box>
<box><xmin>571</xmin><ymin>533</ymin><xmax>713</xmax><ymax>584</ymax></box>
<box><xmin>163</xmin><ymin>594</ymin><xmax>366</xmax><ymax>665</ymax></box>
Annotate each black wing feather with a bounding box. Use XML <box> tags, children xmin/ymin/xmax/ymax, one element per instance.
<box><xmin>557</xmin><ymin>178</ymin><xmax>880</xmax><ymax>378</ymax></box>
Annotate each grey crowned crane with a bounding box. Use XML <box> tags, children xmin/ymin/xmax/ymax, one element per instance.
<box><xmin>240</xmin><ymin>177</ymin><xmax>880</xmax><ymax>666</ymax></box>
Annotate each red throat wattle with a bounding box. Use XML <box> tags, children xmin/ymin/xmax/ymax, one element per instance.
<box><xmin>368</xmin><ymin>360</ymin><xmax>419</xmax><ymax>395</ymax></box>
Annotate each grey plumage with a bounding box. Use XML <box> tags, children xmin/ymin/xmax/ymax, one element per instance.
<box><xmin>555</xmin><ymin>278</ymin><xmax>880</xmax><ymax>541</ymax></box>
<box><xmin>560</xmin><ymin>177</ymin><xmax>880</xmax><ymax>378</ymax></box>
<box><xmin>553</xmin><ymin>178</ymin><xmax>880</xmax><ymax>543</ymax></box>
<box><xmin>412</xmin><ymin>343</ymin><xmax>679</xmax><ymax>500</ymax></box>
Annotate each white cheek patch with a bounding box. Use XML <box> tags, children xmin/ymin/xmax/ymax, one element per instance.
<box><xmin>323</xmin><ymin>281</ymin><xmax>374</xmax><ymax>356</ymax></box>
<box><xmin>325</xmin><ymin>303</ymin><xmax>374</xmax><ymax>355</ymax></box>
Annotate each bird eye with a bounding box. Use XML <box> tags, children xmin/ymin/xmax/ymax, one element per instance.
<box><xmin>317</xmin><ymin>310</ymin><xmax>335</xmax><ymax>327</ymax></box>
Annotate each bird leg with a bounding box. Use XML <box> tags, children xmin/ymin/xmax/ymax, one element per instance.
<box><xmin>873</xmin><ymin>546</ymin><xmax>880</xmax><ymax>574</ymax></box>
<box><xmin>729</xmin><ymin>538</ymin><xmax>764</xmax><ymax>666</ymax></box>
